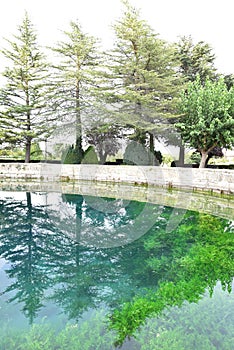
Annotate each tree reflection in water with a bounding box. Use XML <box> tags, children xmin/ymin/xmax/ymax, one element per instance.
<box><xmin>0</xmin><ymin>191</ymin><xmax>233</xmax><ymax>346</ymax></box>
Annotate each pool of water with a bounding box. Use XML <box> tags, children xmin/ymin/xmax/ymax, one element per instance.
<box><xmin>0</xmin><ymin>190</ymin><xmax>233</xmax><ymax>350</ymax></box>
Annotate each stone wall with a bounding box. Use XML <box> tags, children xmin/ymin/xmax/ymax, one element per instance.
<box><xmin>0</xmin><ymin>163</ymin><xmax>233</xmax><ymax>194</ymax></box>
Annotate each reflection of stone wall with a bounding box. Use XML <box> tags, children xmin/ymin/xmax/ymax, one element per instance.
<box><xmin>0</xmin><ymin>180</ymin><xmax>233</xmax><ymax>222</ymax></box>
<box><xmin>0</xmin><ymin>163</ymin><xmax>233</xmax><ymax>194</ymax></box>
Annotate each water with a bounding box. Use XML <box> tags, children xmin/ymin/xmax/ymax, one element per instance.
<box><xmin>0</xmin><ymin>190</ymin><xmax>233</xmax><ymax>350</ymax></box>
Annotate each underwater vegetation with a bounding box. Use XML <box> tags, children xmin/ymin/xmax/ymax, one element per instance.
<box><xmin>0</xmin><ymin>192</ymin><xmax>233</xmax><ymax>349</ymax></box>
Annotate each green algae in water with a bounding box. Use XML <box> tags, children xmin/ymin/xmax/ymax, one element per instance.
<box><xmin>0</xmin><ymin>191</ymin><xmax>233</xmax><ymax>349</ymax></box>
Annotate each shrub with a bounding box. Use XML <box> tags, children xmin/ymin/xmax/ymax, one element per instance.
<box><xmin>82</xmin><ymin>146</ymin><xmax>99</xmax><ymax>164</ymax></box>
<box><xmin>62</xmin><ymin>145</ymin><xmax>83</xmax><ymax>164</ymax></box>
<box><xmin>123</xmin><ymin>141</ymin><xmax>160</xmax><ymax>166</ymax></box>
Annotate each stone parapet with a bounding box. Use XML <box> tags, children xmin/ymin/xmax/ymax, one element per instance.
<box><xmin>0</xmin><ymin>163</ymin><xmax>233</xmax><ymax>194</ymax></box>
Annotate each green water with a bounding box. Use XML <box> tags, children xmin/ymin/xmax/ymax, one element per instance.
<box><xmin>0</xmin><ymin>191</ymin><xmax>233</xmax><ymax>350</ymax></box>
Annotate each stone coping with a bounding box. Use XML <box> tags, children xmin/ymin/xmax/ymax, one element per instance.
<box><xmin>0</xmin><ymin>163</ymin><xmax>233</xmax><ymax>194</ymax></box>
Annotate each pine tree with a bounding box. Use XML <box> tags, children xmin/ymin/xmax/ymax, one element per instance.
<box><xmin>176</xmin><ymin>35</ymin><xmax>217</xmax><ymax>83</ymax></box>
<box><xmin>0</xmin><ymin>13</ymin><xmax>54</xmax><ymax>162</ymax></box>
<box><xmin>51</xmin><ymin>21</ymin><xmax>101</xmax><ymax>163</ymax></box>
<box><xmin>105</xmin><ymin>0</ymin><xmax>180</xmax><ymax>154</ymax></box>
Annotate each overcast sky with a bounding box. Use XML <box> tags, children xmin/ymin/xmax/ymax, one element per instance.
<box><xmin>0</xmin><ymin>0</ymin><xmax>233</xmax><ymax>74</ymax></box>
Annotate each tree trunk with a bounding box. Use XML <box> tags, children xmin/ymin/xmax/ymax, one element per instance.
<box><xmin>205</xmin><ymin>154</ymin><xmax>212</xmax><ymax>167</ymax></box>
<box><xmin>149</xmin><ymin>133</ymin><xmax>154</xmax><ymax>153</ymax></box>
<box><xmin>25</xmin><ymin>90</ymin><xmax>31</xmax><ymax>163</ymax></box>
<box><xmin>25</xmin><ymin>139</ymin><xmax>31</xmax><ymax>163</ymax></box>
<box><xmin>178</xmin><ymin>145</ymin><xmax>185</xmax><ymax>166</ymax></box>
<box><xmin>99</xmin><ymin>152</ymin><xmax>106</xmax><ymax>165</ymax></box>
<box><xmin>149</xmin><ymin>133</ymin><xmax>155</xmax><ymax>165</ymax></box>
<box><xmin>75</xmin><ymin>136</ymin><xmax>83</xmax><ymax>163</ymax></box>
<box><xmin>75</xmin><ymin>82</ymin><xmax>83</xmax><ymax>163</ymax></box>
<box><xmin>199</xmin><ymin>150</ymin><xmax>208</xmax><ymax>168</ymax></box>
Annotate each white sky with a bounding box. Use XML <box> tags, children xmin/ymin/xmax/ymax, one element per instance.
<box><xmin>0</xmin><ymin>0</ymin><xmax>233</xmax><ymax>74</ymax></box>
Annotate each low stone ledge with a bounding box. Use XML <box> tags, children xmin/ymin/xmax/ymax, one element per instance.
<box><xmin>0</xmin><ymin>163</ymin><xmax>233</xmax><ymax>194</ymax></box>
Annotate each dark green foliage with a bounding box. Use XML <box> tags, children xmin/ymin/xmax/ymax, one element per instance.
<box><xmin>170</xmin><ymin>35</ymin><xmax>218</xmax><ymax>165</ymax></box>
<box><xmin>82</xmin><ymin>146</ymin><xmax>99</xmax><ymax>164</ymax></box>
<box><xmin>154</xmin><ymin>150</ymin><xmax>163</xmax><ymax>164</ymax></box>
<box><xmin>123</xmin><ymin>141</ymin><xmax>161</xmax><ymax>165</ymax></box>
<box><xmin>124</xmin><ymin>141</ymin><xmax>152</xmax><ymax>165</ymax></box>
<box><xmin>62</xmin><ymin>144</ymin><xmax>99</xmax><ymax>164</ymax></box>
<box><xmin>223</xmin><ymin>74</ymin><xmax>234</xmax><ymax>90</ymax></box>
<box><xmin>62</xmin><ymin>145</ymin><xmax>84</xmax><ymax>164</ymax></box>
<box><xmin>176</xmin><ymin>35</ymin><xmax>217</xmax><ymax>83</ymax></box>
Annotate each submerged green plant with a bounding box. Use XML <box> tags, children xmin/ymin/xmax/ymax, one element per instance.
<box><xmin>0</xmin><ymin>312</ymin><xmax>116</xmax><ymax>350</ymax></box>
<box><xmin>0</xmin><ymin>192</ymin><xmax>233</xmax><ymax>349</ymax></box>
<box><xmin>1</xmin><ymin>293</ymin><xmax>233</xmax><ymax>350</ymax></box>
<box><xmin>109</xmin><ymin>214</ymin><xmax>234</xmax><ymax>346</ymax></box>
<box><xmin>135</xmin><ymin>282</ymin><xmax>234</xmax><ymax>350</ymax></box>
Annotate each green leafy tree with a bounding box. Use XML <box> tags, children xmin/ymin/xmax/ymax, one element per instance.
<box><xmin>51</xmin><ymin>21</ymin><xmax>101</xmax><ymax>163</ymax></box>
<box><xmin>105</xmin><ymin>0</ymin><xmax>180</xmax><ymax>156</ymax></box>
<box><xmin>176</xmin><ymin>77</ymin><xmax>234</xmax><ymax>168</ymax></box>
<box><xmin>168</xmin><ymin>36</ymin><xmax>217</xmax><ymax>166</ymax></box>
<box><xmin>0</xmin><ymin>13</ymin><xmax>54</xmax><ymax>163</ymax></box>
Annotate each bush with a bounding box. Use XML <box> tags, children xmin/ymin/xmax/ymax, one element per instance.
<box><xmin>189</xmin><ymin>152</ymin><xmax>201</xmax><ymax>164</ymax></box>
<box><xmin>62</xmin><ymin>145</ymin><xmax>83</xmax><ymax>164</ymax></box>
<box><xmin>162</xmin><ymin>154</ymin><xmax>174</xmax><ymax>166</ymax></box>
<box><xmin>123</xmin><ymin>141</ymin><xmax>160</xmax><ymax>166</ymax></box>
<box><xmin>82</xmin><ymin>146</ymin><xmax>99</xmax><ymax>164</ymax></box>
